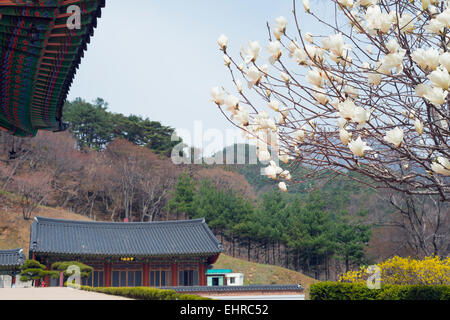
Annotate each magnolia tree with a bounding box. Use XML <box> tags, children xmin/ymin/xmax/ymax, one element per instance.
<box><xmin>212</xmin><ymin>0</ymin><xmax>449</xmax><ymax>201</ymax></box>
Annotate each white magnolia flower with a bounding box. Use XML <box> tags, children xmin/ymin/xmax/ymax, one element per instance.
<box><xmin>386</xmin><ymin>39</ymin><xmax>399</xmax><ymax>53</ymax></box>
<box><xmin>384</xmin><ymin>127</ymin><xmax>404</xmax><ymax>148</ymax></box>
<box><xmin>338</xmin><ymin>0</ymin><xmax>353</xmax><ymax>8</ymax></box>
<box><xmin>415</xmin><ymin>83</ymin><xmax>432</xmax><ymax>97</ymax></box>
<box><xmin>305</xmin><ymin>45</ymin><xmax>324</xmax><ymax>62</ymax></box>
<box><xmin>398</xmin><ymin>14</ymin><xmax>415</xmax><ymax>33</ymax></box>
<box><xmin>293</xmin><ymin>129</ymin><xmax>305</xmax><ymax>141</ymax></box>
<box><xmin>431</xmin><ymin>157</ymin><xmax>450</xmax><ymax>176</ymax></box>
<box><xmin>260</xmin><ymin>64</ymin><xmax>269</xmax><ymax>76</ymax></box>
<box><xmin>322</xmin><ymin>33</ymin><xmax>346</xmax><ymax>57</ymax></box>
<box><xmin>411</xmin><ymin>48</ymin><xmax>440</xmax><ymax>70</ymax></box>
<box><xmin>306</xmin><ymin>68</ymin><xmax>326</xmax><ymax>87</ymax></box>
<box><xmin>337</xmin><ymin>118</ymin><xmax>347</xmax><ymax>129</ymax></box>
<box><xmin>330</xmin><ymin>99</ymin><xmax>340</xmax><ymax>110</ymax></box>
<box><xmin>338</xmin><ymin>99</ymin><xmax>357</xmax><ymax>121</ymax></box>
<box><xmin>279</xmin><ymin>106</ymin><xmax>290</xmax><ymax>118</ymax></box>
<box><xmin>353</xmin><ymin>107</ymin><xmax>371</xmax><ymax>126</ymax></box>
<box><xmin>279</xmin><ymin>151</ymin><xmax>291</xmax><ymax>164</ymax></box>
<box><xmin>278</xmin><ymin>182</ymin><xmax>288</xmax><ymax>192</ymax></box>
<box><xmin>225</xmin><ymin>94</ymin><xmax>239</xmax><ymax>111</ymax></box>
<box><xmin>437</xmin><ymin>8</ymin><xmax>450</xmax><ymax>27</ymax></box>
<box><xmin>381</xmin><ymin>49</ymin><xmax>406</xmax><ymax>74</ymax></box>
<box><xmin>211</xmin><ymin>87</ymin><xmax>225</xmax><ymax>105</ymax></box>
<box><xmin>367</xmin><ymin>71</ymin><xmax>382</xmax><ymax>86</ymax></box>
<box><xmin>268</xmin><ymin>100</ymin><xmax>280</xmax><ymax>112</ymax></box>
<box><xmin>280</xmin><ymin>170</ymin><xmax>292</xmax><ymax>181</ymax></box>
<box><xmin>425</xmin><ymin>19</ymin><xmax>446</xmax><ymax>34</ymax></box>
<box><xmin>275</xmin><ymin>16</ymin><xmax>288</xmax><ymax>34</ymax></box>
<box><xmin>217</xmin><ymin>34</ymin><xmax>229</xmax><ymax>50</ymax></box>
<box><xmin>280</xmin><ymin>72</ymin><xmax>290</xmax><ymax>83</ymax></box>
<box><xmin>265</xmin><ymin>161</ymin><xmax>283</xmax><ymax>179</ymax></box>
<box><xmin>265</xmin><ymin>165</ymin><xmax>278</xmax><ymax>179</ymax></box>
<box><xmin>232</xmin><ymin>107</ymin><xmax>250</xmax><ymax>126</ymax></box>
<box><xmin>303</xmin><ymin>0</ymin><xmax>310</xmax><ymax>12</ymax></box>
<box><xmin>267</xmin><ymin>41</ymin><xmax>282</xmax><ymax>64</ymax></box>
<box><xmin>428</xmin><ymin>67</ymin><xmax>450</xmax><ymax>90</ymax></box>
<box><xmin>223</xmin><ymin>55</ymin><xmax>231</xmax><ymax>66</ymax></box>
<box><xmin>439</xmin><ymin>52</ymin><xmax>450</xmax><ymax>71</ymax></box>
<box><xmin>236</xmin><ymin>80</ymin><xmax>243</xmax><ymax>93</ymax></box>
<box><xmin>360</xmin><ymin>0</ymin><xmax>379</xmax><ymax>7</ymax></box>
<box><xmin>415</xmin><ymin>119</ymin><xmax>424</xmax><ymax>136</ymax></box>
<box><xmin>364</xmin><ymin>5</ymin><xmax>394</xmax><ymax>34</ymax></box>
<box><xmin>304</xmin><ymin>32</ymin><xmax>314</xmax><ymax>44</ymax></box>
<box><xmin>247</xmin><ymin>66</ymin><xmax>262</xmax><ymax>87</ymax></box>
<box><xmin>348</xmin><ymin>137</ymin><xmax>372</xmax><ymax>157</ymax></box>
<box><xmin>273</xmin><ymin>28</ymin><xmax>282</xmax><ymax>41</ymax></box>
<box><xmin>339</xmin><ymin>129</ymin><xmax>352</xmax><ymax>146</ymax></box>
<box><xmin>422</xmin><ymin>0</ymin><xmax>430</xmax><ymax>10</ymax></box>
<box><xmin>288</xmin><ymin>41</ymin><xmax>299</xmax><ymax>55</ymax></box>
<box><xmin>344</xmin><ymin>86</ymin><xmax>359</xmax><ymax>99</ymax></box>
<box><xmin>429</xmin><ymin>5</ymin><xmax>438</xmax><ymax>15</ymax></box>
<box><xmin>293</xmin><ymin>48</ymin><xmax>308</xmax><ymax>65</ymax></box>
<box><xmin>243</xmin><ymin>41</ymin><xmax>262</xmax><ymax>64</ymax></box>
<box><xmin>423</xmin><ymin>87</ymin><xmax>449</xmax><ymax>106</ymax></box>
<box><xmin>313</xmin><ymin>86</ymin><xmax>329</xmax><ymax>105</ymax></box>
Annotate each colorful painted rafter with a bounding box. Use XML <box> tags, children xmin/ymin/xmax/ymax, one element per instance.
<box><xmin>0</xmin><ymin>0</ymin><xmax>105</xmax><ymax>136</ymax></box>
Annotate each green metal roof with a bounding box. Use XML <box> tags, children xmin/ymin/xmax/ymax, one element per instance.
<box><xmin>0</xmin><ymin>0</ymin><xmax>105</xmax><ymax>137</ymax></box>
<box><xmin>206</xmin><ymin>269</ymin><xmax>233</xmax><ymax>275</ymax></box>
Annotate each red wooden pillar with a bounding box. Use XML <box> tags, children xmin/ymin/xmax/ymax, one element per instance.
<box><xmin>11</xmin><ymin>274</ymin><xmax>16</xmax><ymax>287</ymax></box>
<box><xmin>143</xmin><ymin>263</ymin><xmax>149</xmax><ymax>287</ymax></box>
<box><xmin>31</xmin><ymin>252</ymin><xmax>38</xmax><ymax>287</ymax></box>
<box><xmin>104</xmin><ymin>262</ymin><xmax>111</xmax><ymax>287</ymax></box>
<box><xmin>171</xmin><ymin>263</ymin><xmax>177</xmax><ymax>286</ymax></box>
<box><xmin>44</xmin><ymin>263</ymin><xmax>51</xmax><ymax>287</ymax></box>
<box><xmin>199</xmin><ymin>263</ymin><xmax>206</xmax><ymax>286</ymax></box>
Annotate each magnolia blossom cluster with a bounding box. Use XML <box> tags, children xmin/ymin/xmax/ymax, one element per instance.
<box><xmin>212</xmin><ymin>0</ymin><xmax>450</xmax><ymax>197</ymax></box>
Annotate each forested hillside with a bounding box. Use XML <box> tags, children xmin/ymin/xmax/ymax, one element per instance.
<box><xmin>0</xmin><ymin>98</ymin><xmax>431</xmax><ymax>281</ymax></box>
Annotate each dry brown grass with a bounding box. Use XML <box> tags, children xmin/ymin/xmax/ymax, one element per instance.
<box><xmin>0</xmin><ymin>192</ymin><xmax>90</xmax><ymax>256</ymax></box>
<box><xmin>213</xmin><ymin>254</ymin><xmax>318</xmax><ymax>294</ymax></box>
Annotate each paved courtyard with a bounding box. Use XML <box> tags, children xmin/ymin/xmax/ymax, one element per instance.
<box><xmin>0</xmin><ymin>288</ymin><xmax>130</xmax><ymax>300</ymax></box>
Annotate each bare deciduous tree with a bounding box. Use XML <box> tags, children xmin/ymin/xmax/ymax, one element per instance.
<box><xmin>213</xmin><ymin>0</ymin><xmax>449</xmax><ymax>201</ymax></box>
<box><xmin>14</xmin><ymin>172</ymin><xmax>51</xmax><ymax>220</ymax></box>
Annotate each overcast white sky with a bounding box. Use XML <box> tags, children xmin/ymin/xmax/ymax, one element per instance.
<box><xmin>68</xmin><ymin>0</ymin><xmax>330</xmax><ymax>153</ymax></box>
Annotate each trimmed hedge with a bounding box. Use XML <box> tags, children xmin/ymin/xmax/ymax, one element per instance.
<box><xmin>74</xmin><ymin>285</ymin><xmax>211</xmax><ymax>300</ymax></box>
<box><xmin>310</xmin><ymin>282</ymin><xmax>450</xmax><ymax>300</ymax></box>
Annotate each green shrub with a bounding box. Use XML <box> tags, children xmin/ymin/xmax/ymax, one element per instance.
<box><xmin>378</xmin><ymin>285</ymin><xmax>450</xmax><ymax>300</ymax></box>
<box><xmin>71</xmin><ymin>284</ymin><xmax>210</xmax><ymax>300</ymax></box>
<box><xmin>310</xmin><ymin>282</ymin><xmax>450</xmax><ymax>300</ymax></box>
<box><xmin>52</xmin><ymin>261</ymin><xmax>93</xmax><ymax>279</ymax></box>
<box><xmin>19</xmin><ymin>260</ymin><xmax>59</xmax><ymax>282</ymax></box>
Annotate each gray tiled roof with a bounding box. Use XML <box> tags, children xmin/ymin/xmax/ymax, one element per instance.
<box><xmin>30</xmin><ymin>217</ymin><xmax>223</xmax><ymax>257</ymax></box>
<box><xmin>161</xmin><ymin>285</ymin><xmax>305</xmax><ymax>293</ymax></box>
<box><xmin>0</xmin><ymin>249</ymin><xmax>25</xmax><ymax>268</ymax></box>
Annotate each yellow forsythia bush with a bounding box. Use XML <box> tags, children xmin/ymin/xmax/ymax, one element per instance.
<box><xmin>339</xmin><ymin>256</ymin><xmax>450</xmax><ymax>286</ymax></box>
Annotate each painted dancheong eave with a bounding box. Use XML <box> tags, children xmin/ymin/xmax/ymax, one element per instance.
<box><xmin>0</xmin><ymin>0</ymin><xmax>105</xmax><ymax>136</ymax></box>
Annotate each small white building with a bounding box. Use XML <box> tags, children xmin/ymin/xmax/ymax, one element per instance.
<box><xmin>225</xmin><ymin>273</ymin><xmax>244</xmax><ymax>286</ymax></box>
<box><xmin>206</xmin><ymin>269</ymin><xmax>244</xmax><ymax>286</ymax></box>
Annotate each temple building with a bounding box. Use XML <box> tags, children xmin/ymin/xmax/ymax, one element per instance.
<box><xmin>29</xmin><ymin>216</ymin><xmax>223</xmax><ymax>287</ymax></box>
<box><xmin>0</xmin><ymin>248</ymin><xmax>25</xmax><ymax>287</ymax></box>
